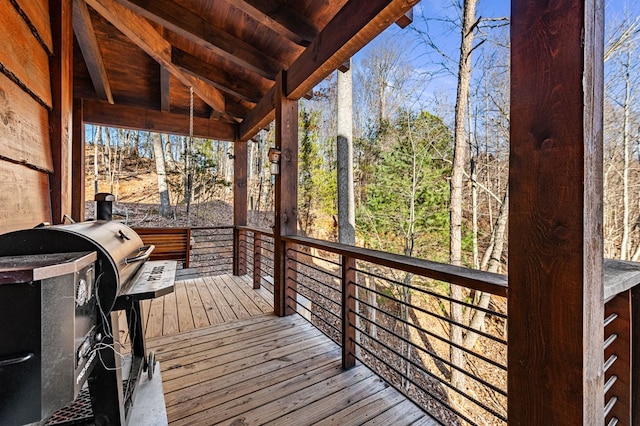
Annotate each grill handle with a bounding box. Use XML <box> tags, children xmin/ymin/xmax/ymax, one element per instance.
<box><xmin>0</xmin><ymin>352</ymin><xmax>34</xmax><ymax>367</ymax></box>
<box><xmin>124</xmin><ymin>245</ymin><xmax>155</xmax><ymax>264</ymax></box>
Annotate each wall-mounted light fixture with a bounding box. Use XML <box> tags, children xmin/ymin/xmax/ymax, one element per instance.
<box><xmin>268</xmin><ymin>148</ymin><xmax>281</xmax><ymax>175</ymax></box>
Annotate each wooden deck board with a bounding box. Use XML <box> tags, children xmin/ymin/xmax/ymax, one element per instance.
<box><xmin>175</xmin><ymin>281</ymin><xmax>195</xmax><ymax>332</ymax></box>
<box><xmin>125</xmin><ymin>274</ymin><xmax>432</xmax><ymax>425</ymax></box>
<box><xmin>211</xmin><ymin>275</ymin><xmax>251</xmax><ymax>319</ymax></box>
<box><xmin>162</xmin><ymin>290</ymin><xmax>179</xmax><ymax>335</ymax></box>
<box><xmin>220</xmin><ymin>274</ymin><xmax>264</xmax><ymax>316</ymax></box>
<box><xmin>146</xmin><ymin>297</ymin><xmax>164</xmax><ymax>339</ymax></box>
<box><xmin>203</xmin><ymin>276</ymin><xmax>240</xmax><ymax>322</ymax></box>
<box><xmin>184</xmin><ymin>278</ymin><xmax>210</xmax><ymax>328</ymax></box>
<box><xmin>194</xmin><ymin>277</ymin><xmax>225</xmax><ymax>325</ymax></box>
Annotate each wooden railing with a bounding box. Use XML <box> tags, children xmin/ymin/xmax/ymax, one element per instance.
<box><xmin>602</xmin><ymin>260</ymin><xmax>640</xmax><ymax>425</ymax></box>
<box><xmin>238</xmin><ymin>227</ymin><xmax>507</xmax><ymax>425</ymax></box>
<box><xmin>144</xmin><ymin>224</ymin><xmax>640</xmax><ymax>424</ymax></box>
<box><xmin>235</xmin><ymin>228</ymin><xmax>640</xmax><ymax>424</ymax></box>
<box><xmin>179</xmin><ymin>226</ymin><xmax>234</xmax><ymax>279</ymax></box>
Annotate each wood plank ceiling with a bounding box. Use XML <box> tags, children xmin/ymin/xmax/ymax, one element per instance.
<box><xmin>73</xmin><ymin>0</ymin><xmax>418</xmax><ymax>141</ymax></box>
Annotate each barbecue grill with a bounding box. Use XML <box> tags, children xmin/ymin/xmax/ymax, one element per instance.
<box><xmin>0</xmin><ymin>194</ymin><xmax>175</xmax><ymax>425</ymax></box>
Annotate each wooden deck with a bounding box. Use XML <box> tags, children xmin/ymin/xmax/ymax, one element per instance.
<box><xmin>117</xmin><ymin>274</ymin><xmax>274</xmax><ymax>341</ymax></box>
<box><xmin>118</xmin><ymin>275</ymin><xmax>435</xmax><ymax>425</ymax></box>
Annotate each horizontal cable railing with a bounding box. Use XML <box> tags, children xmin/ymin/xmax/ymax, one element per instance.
<box><xmin>236</xmin><ymin>230</ymin><xmax>639</xmax><ymax>424</ymax></box>
<box><xmin>281</xmin><ymin>235</ymin><xmax>508</xmax><ymax>426</ymax></box>
<box><xmin>187</xmin><ymin>226</ymin><xmax>234</xmax><ymax>277</ymax></box>
<box><xmin>236</xmin><ymin>226</ymin><xmax>275</xmax><ymax>295</ymax></box>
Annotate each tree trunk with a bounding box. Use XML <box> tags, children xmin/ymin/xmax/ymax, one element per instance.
<box><xmin>449</xmin><ymin>0</ymin><xmax>478</xmax><ymax>396</ymax></box>
<box><xmin>337</xmin><ymin>62</ymin><xmax>356</xmax><ymax>246</ymax></box>
<box><xmin>153</xmin><ymin>133</ymin><xmax>171</xmax><ymax>218</ymax></box>
<box><xmin>620</xmin><ymin>52</ymin><xmax>632</xmax><ymax>260</ymax></box>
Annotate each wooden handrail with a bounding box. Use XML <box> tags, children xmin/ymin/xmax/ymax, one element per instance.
<box><xmin>282</xmin><ymin>235</ymin><xmax>508</xmax><ymax>298</ymax></box>
<box><xmin>235</xmin><ymin>225</ymin><xmax>274</xmax><ymax>237</ymax></box>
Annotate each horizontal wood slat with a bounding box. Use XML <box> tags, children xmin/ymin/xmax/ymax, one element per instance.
<box><xmin>12</xmin><ymin>0</ymin><xmax>53</xmax><ymax>54</ymax></box>
<box><xmin>0</xmin><ymin>2</ymin><xmax>51</xmax><ymax>108</ymax></box>
<box><xmin>133</xmin><ymin>227</ymin><xmax>192</xmax><ymax>267</ymax></box>
<box><xmin>0</xmin><ymin>73</ymin><xmax>52</xmax><ymax>171</ymax></box>
<box><xmin>0</xmin><ymin>161</ymin><xmax>50</xmax><ymax>233</ymax></box>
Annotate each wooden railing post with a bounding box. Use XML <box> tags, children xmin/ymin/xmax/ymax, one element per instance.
<box><xmin>233</xmin><ymin>227</ymin><xmax>246</xmax><ymax>276</ymax></box>
<box><xmin>604</xmin><ymin>290</ymin><xmax>632</xmax><ymax>424</ymax></box>
<box><xmin>342</xmin><ymin>255</ymin><xmax>356</xmax><ymax>369</ymax></box>
<box><xmin>253</xmin><ymin>231</ymin><xmax>262</xmax><ymax>289</ymax></box>
<box><xmin>283</xmin><ymin>240</ymin><xmax>297</xmax><ymax>315</ymax></box>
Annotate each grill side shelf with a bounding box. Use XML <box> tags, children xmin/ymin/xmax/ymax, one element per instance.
<box><xmin>112</xmin><ymin>260</ymin><xmax>176</xmax><ymax>310</ymax></box>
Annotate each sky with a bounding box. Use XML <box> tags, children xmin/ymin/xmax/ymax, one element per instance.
<box><xmin>349</xmin><ymin>0</ymin><xmax>640</xmax><ymax>117</ymax></box>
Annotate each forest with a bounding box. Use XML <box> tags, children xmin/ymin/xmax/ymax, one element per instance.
<box><xmin>86</xmin><ymin>1</ymin><xmax>640</xmax><ymax>270</ymax></box>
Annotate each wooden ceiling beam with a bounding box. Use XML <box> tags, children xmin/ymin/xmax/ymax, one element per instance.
<box><xmin>239</xmin><ymin>85</ymin><xmax>275</xmax><ymax>141</ymax></box>
<box><xmin>171</xmin><ymin>47</ymin><xmax>264</xmax><ymax>104</ymax></box>
<box><xmin>73</xmin><ymin>0</ymin><xmax>114</xmax><ymax>103</ymax></box>
<box><xmin>224</xmin><ymin>0</ymin><xmax>317</xmax><ymax>46</ymax></box>
<box><xmin>86</xmin><ymin>0</ymin><xmax>226</xmax><ymax>113</ymax></box>
<box><xmin>83</xmin><ymin>100</ymin><xmax>238</xmax><ymax>140</ymax></box>
<box><xmin>159</xmin><ymin>66</ymin><xmax>170</xmax><ymax>111</ymax></box>
<box><xmin>240</xmin><ymin>0</ymin><xmax>419</xmax><ymax>140</ymax></box>
<box><xmin>113</xmin><ymin>0</ymin><xmax>282</xmax><ymax>80</ymax></box>
<box><xmin>395</xmin><ymin>8</ymin><xmax>413</xmax><ymax>29</ymax></box>
<box><xmin>286</xmin><ymin>0</ymin><xmax>420</xmax><ymax>99</ymax></box>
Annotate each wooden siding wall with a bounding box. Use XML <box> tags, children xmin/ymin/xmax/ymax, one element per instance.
<box><xmin>0</xmin><ymin>1</ymin><xmax>71</xmax><ymax>233</ymax></box>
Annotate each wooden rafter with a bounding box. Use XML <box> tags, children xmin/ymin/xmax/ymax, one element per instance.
<box><xmin>73</xmin><ymin>0</ymin><xmax>113</xmax><ymax>103</ymax></box>
<box><xmin>239</xmin><ymin>0</ymin><xmax>419</xmax><ymax>141</ymax></box>
<box><xmin>224</xmin><ymin>0</ymin><xmax>317</xmax><ymax>46</ymax></box>
<box><xmin>86</xmin><ymin>0</ymin><xmax>225</xmax><ymax>113</ymax></box>
<box><xmin>395</xmin><ymin>8</ymin><xmax>413</xmax><ymax>28</ymax></box>
<box><xmin>112</xmin><ymin>0</ymin><xmax>283</xmax><ymax>80</ymax></box>
<box><xmin>171</xmin><ymin>47</ymin><xmax>264</xmax><ymax>104</ymax></box>
<box><xmin>83</xmin><ymin>101</ymin><xmax>237</xmax><ymax>140</ymax></box>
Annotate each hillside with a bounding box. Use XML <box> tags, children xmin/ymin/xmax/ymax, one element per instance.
<box><xmin>83</xmin><ymin>145</ymin><xmax>237</xmax><ymax>227</ymax></box>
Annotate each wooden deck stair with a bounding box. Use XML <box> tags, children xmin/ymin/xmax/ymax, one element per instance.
<box><xmin>118</xmin><ymin>274</ymin><xmax>436</xmax><ymax>425</ymax></box>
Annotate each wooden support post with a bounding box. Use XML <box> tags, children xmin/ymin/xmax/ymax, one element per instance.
<box><xmin>71</xmin><ymin>98</ymin><xmax>85</xmax><ymax>222</ymax></box>
<box><xmin>508</xmin><ymin>0</ymin><xmax>604</xmax><ymax>423</ymax></box>
<box><xmin>253</xmin><ymin>231</ymin><xmax>262</xmax><ymax>289</ymax></box>
<box><xmin>49</xmin><ymin>0</ymin><xmax>74</xmax><ymax>224</ymax></box>
<box><xmin>604</xmin><ymin>291</ymin><xmax>632</xmax><ymax>423</ymax></box>
<box><xmin>233</xmin><ymin>140</ymin><xmax>247</xmax><ymax>276</ymax></box>
<box><xmin>273</xmin><ymin>71</ymin><xmax>298</xmax><ymax>316</ymax></box>
<box><xmin>342</xmin><ymin>255</ymin><xmax>356</xmax><ymax>369</ymax></box>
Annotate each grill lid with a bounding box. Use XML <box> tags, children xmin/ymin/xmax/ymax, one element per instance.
<box><xmin>0</xmin><ymin>221</ymin><xmax>151</xmax><ymax>312</ymax></box>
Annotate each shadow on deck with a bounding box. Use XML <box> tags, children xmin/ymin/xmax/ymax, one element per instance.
<box><xmin>118</xmin><ymin>275</ymin><xmax>435</xmax><ymax>425</ymax></box>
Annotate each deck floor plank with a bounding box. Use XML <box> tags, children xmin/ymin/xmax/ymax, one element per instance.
<box><xmin>138</xmin><ymin>274</ymin><xmax>433</xmax><ymax>425</ymax></box>
<box><xmin>202</xmin><ymin>276</ymin><xmax>239</xmax><ymax>322</ymax></box>
<box><xmin>362</xmin><ymin>399</ymin><xmax>430</xmax><ymax>426</ymax></box>
<box><xmin>166</xmin><ymin>347</ymin><xmax>341</xmax><ymax>422</ymax></box>
<box><xmin>174</xmin><ymin>281</ymin><xmax>195</xmax><ymax>332</ymax></box>
<box><xmin>184</xmin><ymin>278</ymin><xmax>210</xmax><ymax>328</ymax></box>
<box><xmin>145</xmin><ymin>297</ymin><xmax>164</xmax><ymax>339</ymax></box>
<box><xmin>162</xmin><ymin>290</ymin><xmax>179</xmax><ymax>336</ymax></box>
<box><xmin>220</xmin><ymin>274</ymin><xmax>265</xmax><ymax>316</ymax></box>
<box><xmin>211</xmin><ymin>275</ymin><xmax>251</xmax><ymax>319</ymax></box>
<box><xmin>193</xmin><ymin>277</ymin><xmax>224</xmax><ymax>325</ymax></box>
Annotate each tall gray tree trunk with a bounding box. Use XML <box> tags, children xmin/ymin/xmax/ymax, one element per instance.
<box><xmin>337</xmin><ymin>62</ymin><xmax>355</xmax><ymax>246</ymax></box>
<box><xmin>450</xmin><ymin>0</ymin><xmax>478</xmax><ymax>396</ymax></box>
<box><xmin>153</xmin><ymin>133</ymin><xmax>171</xmax><ymax>218</ymax></box>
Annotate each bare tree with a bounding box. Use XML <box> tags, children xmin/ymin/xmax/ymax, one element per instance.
<box><xmin>153</xmin><ymin>133</ymin><xmax>172</xmax><ymax>218</ymax></box>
